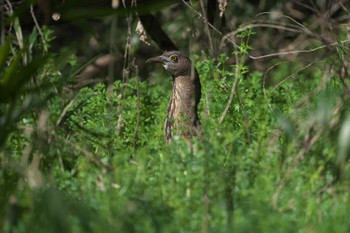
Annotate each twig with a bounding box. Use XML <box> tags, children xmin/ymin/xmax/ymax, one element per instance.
<box><xmin>272</xmin><ymin>97</ymin><xmax>342</xmax><ymax>208</ymax></box>
<box><xmin>316</xmin><ymin>177</ymin><xmax>336</xmax><ymax>195</ymax></box>
<box><xmin>220</xmin><ymin>23</ymin><xmax>304</xmax><ymax>49</ymax></box>
<box><xmin>199</xmin><ymin>0</ymin><xmax>214</xmax><ymax>55</ymax></box>
<box><xmin>122</xmin><ymin>1</ymin><xmax>132</xmax><ymax>84</ymax></box>
<box><xmin>218</xmin><ymin>50</ymin><xmax>240</xmax><ymax>125</ymax></box>
<box><xmin>263</xmin><ymin>61</ymin><xmax>287</xmax><ymax>111</ymax></box>
<box><xmin>294</xmin><ymin>64</ymin><xmax>334</xmax><ymax>109</ymax></box>
<box><xmin>181</xmin><ymin>0</ymin><xmax>222</xmax><ymax>36</ymax></box>
<box><xmin>108</xmin><ymin>16</ymin><xmax>117</xmax><ymax>87</ymax></box>
<box><xmin>291</xmin><ymin>0</ymin><xmax>318</xmax><ymax>13</ymax></box>
<box><xmin>201</xmin><ymin>193</ymin><xmax>209</xmax><ymax>233</ymax></box>
<box><xmin>115</xmin><ymin>0</ymin><xmax>134</xmax><ymax>134</ymax></box>
<box><xmin>182</xmin><ymin>0</ymin><xmax>240</xmax><ymax>51</ymax></box>
<box><xmin>131</xmin><ymin>58</ymin><xmax>141</xmax><ymax>151</ymax></box>
<box><xmin>57</xmin><ymin>134</ymin><xmax>113</xmax><ymax>171</ymax></box>
<box><xmin>56</xmin><ymin>96</ymin><xmax>78</xmax><ymax>126</ymax></box>
<box><xmin>250</xmin><ymin>39</ymin><xmax>350</xmax><ymax>59</ymax></box>
<box><xmin>0</xmin><ymin>0</ymin><xmax>5</xmax><ymax>44</ymax></box>
<box><xmin>272</xmin><ymin>126</ymin><xmax>323</xmax><ymax>208</ymax></box>
<box><xmin>335</xmin><ymin>0</ymin><xmax>349</xmax><ymax>13</ymax></box>
<box><xmin>271</xmin><ymin>60</ymin><xmax>318</xmax><ymax>92</ymax></box>
<box><xmin>30</xmin><ymin>4</ymin><xmax>46</xmax><ymax>52</ymax></box>
<box><xmin>5</xmin><ymin>0</ymin><xmax>26</xmax><ymax>64</ymax></box>
<box><xmin>256</xmin><ymin>12</ymin><xmax>315</xmax><ymax>35</ymax></box>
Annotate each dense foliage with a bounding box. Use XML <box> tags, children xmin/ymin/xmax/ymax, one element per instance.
<box><xmin>1</xmin><ymin>1</ymin><xmax>350</xmax><ymax>233</ymax></box>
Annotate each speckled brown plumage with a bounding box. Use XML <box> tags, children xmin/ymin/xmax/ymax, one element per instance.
<box><xmin>146</xmin><ymin>51</ymin><xmax>201</xmax><ymax>142</ymax></box>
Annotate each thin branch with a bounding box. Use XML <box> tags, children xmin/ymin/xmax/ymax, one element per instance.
<box><xmin>218</xmin><ymin>65</ymin><xmax>239</xmax><ymax>125</ymax></box>
<box><xmin>256</xmin><ymin>12</ymin><xmax>315</xmax><ymax>36</ymax></box>
<box><xmin>131</xmin><ymin>58</ymin><xmax>141</xmax><ymax>151</ymax></box>
<box><xmin>115</xmin><ymin>0</ymin><xmax>134</xmax><ymax>134</ymax></box>
<box><xmin>108</xmin><ymin>16</ymin><xmax>117</xmax><ymax>87</ymax></box>
<box><xmin>335</xmin><ymin>0</ymin><xmax>349</xmax><ymax>13</ymax></box>
<box><xmin>220</xmin><ymin>23</ymin><xmax>304</xmax><ymax>49</ymax></box>
<box><xmin>218</xmin><ymin>38</ymin><xmax>241</xmax><ymax>125</ymax></box>
<box><xmin>56</xmin><ymin>96</ymin><xmax>78</xmax><ymax>126</ymax></box>
<box><xmin>199</xmin><ymin>0</ymin><xmax>214</xmax><ymax>55</ymax></box>
<box><xmin>250</xmin><ymin>39</ymin><xmax>350</xmax><ymax>60</ymax></box>
<box><xmin>30</xmin><ymin>4</ymin><xmax>46</xmax><ymax>52</ymax></box>
<box><xmin>263</xmin><ymin>61</ymin><xmax>287</xmax><ymax>111</ymax></box>
<box><xmin>272</xmin><ymin>97</ymin><xmax>342</xmax><ymax>208</ymax></box>
<box><xmin>291</xmin><ymin>0</ymin><xmax>318</xmax><ymax>13</ymax></box>
<box><xmin>0</xmin><ymin>0</ymin><xmax>5</xmax><ymax>44</ymax></box>
<box><xmin>272</xmin><ymin>126</ymin><xmax>323</xmax><ymax>208</ymax></box>
<box><xmin>58</xmin><ymin>134</ymin><xmax>113</xmax><ymax>171</ymax></box>
<box><xmin>316</xmin><ymin>177</ymin><xmax>336</xmax><ymax>195</ymax></box>
<box><xmin>181</xmin><ymin>0</ymin><xmax>222</xmax><ymax>36</ymax></box>
<box><xmin>122</xmin><ymin>1</ymin><xmax>132</xmax><ymax>84</ymax></box>
<box><xmin>294</xmin><ymin>65</ymin><xmax>334</xmax><ymax>109</ymax></box>
<box><xmin>5</xmin><ymin>0</ymin><xmax>26</xmax><ymax>64</ymax></box>
<box><xmin>182</xmin><ymin>0</ymin><xmax>241</xmax><ymax>51</ymax></box>
<box><xmin>271</xmin><ymin>60</ymin><xmax>318</xmax><ymax>92</ymax></box>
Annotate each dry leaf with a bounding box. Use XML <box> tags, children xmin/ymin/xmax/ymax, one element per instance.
<box><xmin>136</xmin><ymin>21</ymin><xmax>150</xmax><ymax>46</ymax></box>
<box><xmin>218</xmin><ymin>0</ymin><xmax>228</xmax><ymax>17</ymax></box>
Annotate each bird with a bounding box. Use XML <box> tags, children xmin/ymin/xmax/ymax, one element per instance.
<box><xmin>146</xmin><ymin>51</ymin><xmax>201</xmax><ymax>142</ymax></box>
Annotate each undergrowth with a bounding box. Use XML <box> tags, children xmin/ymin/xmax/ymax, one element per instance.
<box><xmin>1</xmin><ymin>25</ymin><xmax>350</xmax><ymax>233</ymax></box>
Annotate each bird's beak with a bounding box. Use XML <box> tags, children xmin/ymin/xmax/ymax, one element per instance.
<box><xmin>146</xmin><ymin>55</ymin><xmax>166</xmax><ymax>64</ymax></box>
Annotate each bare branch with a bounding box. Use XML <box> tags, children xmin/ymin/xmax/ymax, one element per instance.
<box><xmin>250</xmin><ymin>39</ymin><xmax>350</xmax><ymax>60</ymax></box>
<box><xmin>30</xmin><ymin>4</ymin><xmax>46</xmax><ymax>52</ymax></box>
<box><xmin>199</xmin><ymin>0</ymin><xmax>214</xmax><ymax>55</ymax></box>
<box><xmin>220</xmin><ymin>23</ymin><xmax>304</xmax><ymax>49</ymax></box>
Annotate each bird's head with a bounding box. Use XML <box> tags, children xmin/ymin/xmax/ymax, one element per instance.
<box><xmin>146</xmin><ymin>51</ymin><xmax>193</xmax><ymax>77</ymax></box>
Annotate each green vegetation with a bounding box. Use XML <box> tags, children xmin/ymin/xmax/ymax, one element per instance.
<box><xmin>1</xmin><ymin>1</ymin><xmax>350</xmax><ymax>233</ymax></box>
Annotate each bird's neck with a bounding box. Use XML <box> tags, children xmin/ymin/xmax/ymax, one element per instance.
<box><xmin>168</xmin><ymin>75</ymin><xmax>199</xmax><ymax>124</ymax></box>
<box><xmin>173</xmin><ymin>75</ymin><xmax>199</xmax><ymax>106</ymax></box>
<box><xmin>165</xmin><ymin>73</ymin><xmax>201</xmax><ymax>141</ymax></box>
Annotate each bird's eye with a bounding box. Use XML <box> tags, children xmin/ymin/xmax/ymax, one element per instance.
<box><xmin>170</xmin><ymin>55</ymin><xmax>178</xmax><ymax>62</ymax></box>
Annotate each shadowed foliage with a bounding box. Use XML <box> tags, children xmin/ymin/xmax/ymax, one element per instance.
<box><xmin>1</xmin><ymin>1</ymin><xmax>350</xmax><ymax>232</ymax></box>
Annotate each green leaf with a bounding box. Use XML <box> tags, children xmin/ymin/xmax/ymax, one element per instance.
<box><xmin>0</xmin><ymin>38</ymin><xmax>11</xmax><ymax>72</ymax></box>
<box><xmin>0</xmin><ymin>54</ymin><xmax>47</xmax><ymax>103</ymax></box>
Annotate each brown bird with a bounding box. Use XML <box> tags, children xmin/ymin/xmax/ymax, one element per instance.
<box><xmin>146</xmin><ymin>51</ymin><xmax>201</xmax><ymax>142</ymax></box>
